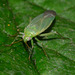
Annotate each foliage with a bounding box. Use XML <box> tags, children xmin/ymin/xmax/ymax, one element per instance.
<box><xmin>0</xmin><ymin>0</ymin><xmax>75</xmax><ymax>75</ymax></box>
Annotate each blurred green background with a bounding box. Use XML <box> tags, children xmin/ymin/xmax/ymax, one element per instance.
<box><xmin>0</xmin><ymin>0</ymin><xmax>75</xmax><ymax>75</ymax></box>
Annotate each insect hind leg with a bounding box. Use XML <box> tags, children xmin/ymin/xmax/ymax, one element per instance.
<box><xmin>39</xmin><ymin>30</ymin><xmax>69</xmax><ymax>40</ymax></box>
<box><xmin>55</xmin><ymin>31</ymin><xmax>69</xmax><ymax>39</ymax></box>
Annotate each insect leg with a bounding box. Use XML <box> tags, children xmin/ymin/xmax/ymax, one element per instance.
<box><xmin>28</xmin><ymin>39</ymin><xmax>34</xmax><ymax>60</ymax></box>
<box><xmin>39</xmin><ymin>30</ymin><xmax>69</xmax><ymax>39</ymax></box>
<box><xmin>31</xmin><ymin>39</ymin><xmax>34</xmax><ymax>48</ymax></box>
<box><xmin>55</xmin><ymin>31</ymin><xmax>69</xmax><ymax>39</ymax></box>
<box><xmin>35</xmin><ymin>37</ymin><xmax>48</xmax><ymax>58</ymax></box>
<box><xmin>5</xmin><ymin>35</ymin><xmax>23</xmax><ymax>46</ymax></box>
<box><xmin>39</xmin><ymin>30</ymin><xmax>56</xmax><ymax>37</ymax></box>
<box><xmin>25</xmin><ymin>42</ymin><xmax>30</xmax><ymax>48</ymax></box>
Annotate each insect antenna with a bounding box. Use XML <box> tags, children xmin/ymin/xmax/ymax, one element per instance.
<box><xmin>25</xmin><ymin>42</ymin><xmax>30</xmax><ymax>48</ymax></box>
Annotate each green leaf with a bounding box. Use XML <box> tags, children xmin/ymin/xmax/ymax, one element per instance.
<box><xmin>0</xmin><ymin>0</ymin><xmax>75</xmax><ymax>75</ymax></box>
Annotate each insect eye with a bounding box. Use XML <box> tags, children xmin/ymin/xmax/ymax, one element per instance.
<box><xmin>26</xmin><ymin>37</ymin><xmax>31</xmax><ymax>41</ymax></box>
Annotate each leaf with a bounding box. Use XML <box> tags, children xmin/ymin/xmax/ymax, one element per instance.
<box><xmin>28</xmin><ymin>0</ymin><xmax>75</xmax><ymax>22</ymax></box>
<box><xmin>0</xmin><ymin>0</ymin><xmax>75</xmax><ymax>75</ymax></box>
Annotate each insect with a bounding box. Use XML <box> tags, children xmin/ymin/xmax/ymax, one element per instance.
<box><xmin>20</xmin><ymin>10</ymin><xmax>56</xmax><ymax>46</ymax></box>
<box><xmin>7</xmin><ymin>10</ymin><xmax>56</xmax><ymax>58</ymax></box>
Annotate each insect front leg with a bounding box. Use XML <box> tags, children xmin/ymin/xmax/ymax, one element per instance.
<box><xmin>31</xmin><ymin>39</ymin><xmax>34</xmax><ymax>48</ymax></box>
<box><xmin>5</xmin><ymin>35</ymin><xmax>23</xmax><ymax>46</ymax></box>
<box><xmin>28</xmin><ymin>39</ymin><xmax>34</xmax><ymax>60</ymax></box>
<box><xmin>35</xmin><ymin>37</ymin><xmax>48</xmax><ymax>58</ymax></box>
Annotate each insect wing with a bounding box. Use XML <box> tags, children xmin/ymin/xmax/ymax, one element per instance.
<box><xmin>25</xmin><ymin>10</ymin><xmax>56</xmax><ymax>36</ymax></box>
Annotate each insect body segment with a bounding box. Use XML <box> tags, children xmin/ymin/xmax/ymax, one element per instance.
<box><xmin>23</xmin><ymin>31</ymin><xmax>36</xmax><ymax>42</ymax></box>
<box><xmin>23</xmin><ymin>10</ymin><xmax>56</xmax><ymax>42</ymax></box>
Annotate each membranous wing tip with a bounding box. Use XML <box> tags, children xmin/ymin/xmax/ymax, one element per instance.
<box><xmin>44</xmin><ymin>10</ymin><xmax>56</xmax><ymax>17</ymax></box>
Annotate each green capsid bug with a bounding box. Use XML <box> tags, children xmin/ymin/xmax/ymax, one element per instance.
<box><xmin>7</xmin><ymin>10</ymin><xmax>56</xmax><ymax>48</ymax></box>
<box><xmin>21</xmin><ymin>10</ymin><xmax>56</xmax><ymax>43</ymax></box>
